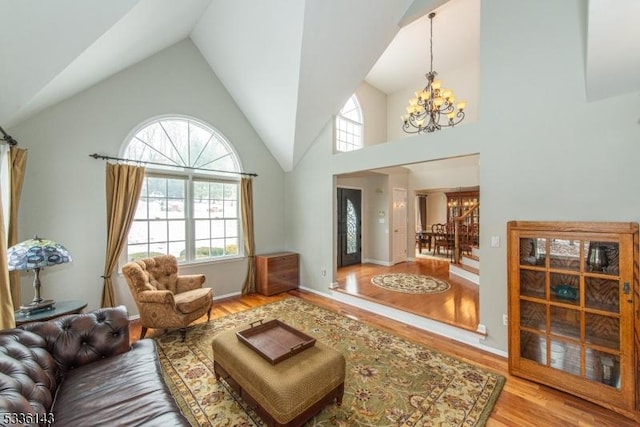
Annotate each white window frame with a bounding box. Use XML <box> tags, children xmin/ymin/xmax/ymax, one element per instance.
<box><xmin>121</xmin><ymin>115</ymin><xmax>243</xmax><ymax>265</ymax></box>
<box><xmin>335</xmin><ymin>94</ymin><xmax>363</xmax><ymax>152</ymax></box>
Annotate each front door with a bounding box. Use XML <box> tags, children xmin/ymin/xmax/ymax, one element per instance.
<box><xmin>337</xmin><ymin>187</ymin><xmax>362</xmax><ymax>267</ymax></box>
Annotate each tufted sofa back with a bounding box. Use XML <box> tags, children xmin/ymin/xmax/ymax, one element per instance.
<box><xmin>123</xmin><ymin>255</ymin><xmax>180</xmax><ymax>295</ymax></box>
<box><xmin>0</xmin><ymin>306</ymin><xmax>130</xmax><ymax>415</ymax></box>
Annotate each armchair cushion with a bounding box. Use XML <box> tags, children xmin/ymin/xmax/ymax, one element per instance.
<box><xmin>175</xmin><ymin>288</ymin><xmax>213</xmax><ymax>314</ymax></box>
<box><xmin>176</xmin><ymin>274</ymin><xmax>206</xmax><ymax>293</ymax></box>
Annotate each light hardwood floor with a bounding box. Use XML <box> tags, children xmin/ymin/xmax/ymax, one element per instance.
<box><xmin>335</xmin><ymin>257</ymin><xmax>479</xmax><ymax>333</ymax></box>
<box><xmin>131</xmin><ymin>289</ymin><xmax>637</xmax><ymax>426</ymax></box>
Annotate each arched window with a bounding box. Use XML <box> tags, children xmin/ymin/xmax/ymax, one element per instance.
<box><xmin>123</xmin><ymin>116</ymin><xmax>242</xmax><ymax>263</ymax></box>
<box><xmin>335</xmin><ymin>95</ymin><xmax>363</xmax><ymax>152</ymax></box>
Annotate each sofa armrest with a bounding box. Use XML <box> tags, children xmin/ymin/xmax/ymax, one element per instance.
<box><xmin>138</xmin><ymin>289</ymin><xmax>175</xmax><ymax>304</ymax></box>
<box><xmin>176</xmin><ymin>274</ymin><xmax>206</xmax><ymax>293</ymax></box>
<box><xmin>20</xmin><ymin>305</ymin><xmax>131</xmax><ymax>372</ymax></box>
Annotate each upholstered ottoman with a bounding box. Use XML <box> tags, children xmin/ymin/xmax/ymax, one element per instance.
<box><xmin>211</xmin><ymin>324</ymin><xmax>346</xmax><ymax>427</ymax></box>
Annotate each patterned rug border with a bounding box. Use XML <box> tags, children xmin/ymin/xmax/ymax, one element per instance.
<box><xmin>154</xmin><ymin>297</ymin><xmax>505</xmax><ymax>426</ymax></box>
<box><xmin>371</xmin><ymin>273</ymin><xmax>452</xmax><ymax>294</ymax></box>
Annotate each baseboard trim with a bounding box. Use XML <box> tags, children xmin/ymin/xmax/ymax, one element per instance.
<box><xmin>362</xmin><ymin>258</ymin><xmax>393</xmax><ymax>266</ymax></box>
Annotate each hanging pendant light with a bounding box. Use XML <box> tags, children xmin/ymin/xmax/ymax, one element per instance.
<box><xmin>401</xmin><ymin>12</ymin><xmax>466</xmax><ymax>134</ymax></box>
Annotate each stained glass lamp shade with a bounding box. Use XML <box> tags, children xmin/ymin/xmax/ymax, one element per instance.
<box><xmin>7</xmin><ymin>236</ymin><xmax>72</xmax><ymax>313</ymax></box>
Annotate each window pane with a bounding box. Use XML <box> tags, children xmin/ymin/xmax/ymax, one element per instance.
<box><xmin>127</xmin><ymin>244</ymin><xmax>148</xmax><ymax>261</ymax></box>
<box><xmin>149</xmin><ymin>221</ymin><xmax>168</xmax><ymax>242</ymax></box>
<box><xmin>149</xmin><ymin>243</ymin><xmax>167</xmax><ymax>257</ymax></box>
<box><xmin>128</xmin><ymin>222</ymin><xmax>148</xmax><ymax>244</ymax></box>
<box><xmin>223</xmin><ymin>200</ymin><xmax>236</xmax><ymax>217</ymax></box>
<box><xmin>124</xmin><ymin>117</ymin><xmax>242</xmax><ymax>263</ymax></box>
<box><xmin>195</xmin><ymin>240</ymin><xmax>211</xmax><ymax>259</ymax></box>
<box><xmin>169</xmin><ymin>241</ymin><xmax>186</xmax><ymax>261</ymax></box>
<box><xmin>134</xmin><ymin>200</ymin><xmax>148</xmax><ymax>220</ymax></box>
<box><xmin>335</xmin><ymin>95</ymin><xmax>363</xmax><ymax>152</ymax></box>
<box><xmin>195</xmin><ymin>219</ymin><xmax>210</xmax><ymax>240</ymax></box>
<box><xmin>225</xmin><ymin>219</ymin><xmax>238</xmax><ymax>238</ymax></box>
<box><xmin>167</xmin><ymin>178</ymin><xmax>185</xmax><ymax>198</ymax></box>
<box><xmin>211</xmin><ymin>220</ymin><xmax>224</xmax><ymax>238</ymax></box>
<box><xmin>168</xmin><ymin>220</ymin><xmax>185</xmax><ymax>242</ymax></box>
<box><xmin>226</xmin><ymin>237</ymin><xmax>238</xmax><ymax>255</ymax></box>
<box><xmin>211</xmin><ymin>238</ymin><xmax>225</xmax><ymax>256</ymax></box>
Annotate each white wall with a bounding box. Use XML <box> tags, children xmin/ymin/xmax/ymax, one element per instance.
<box><xmin>9</xmin><ymin>39</ymin><xmax>286</xmax><ymax>313</ymax></box>
<box><xmin>285</xmin><ymin>0</ymin><xmax>640</xmax><ymax>352</ymax></box>
<box><xmin>354</xmin><ymin>82</ymin><xmax>388</xmax><ymax>147</ymax></box>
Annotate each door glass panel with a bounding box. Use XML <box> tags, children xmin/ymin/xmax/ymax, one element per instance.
<box><xmin>346</xmin><ymin>199</ymin><xmax>357</xmax><ymax>254</ymax></box>
<box><xmin>550</xmin><ymin>273</ymin><xmax>579</xmax><ymax>305</ymax></box>
<box><xmin>550</xmin><ymin>306</ymin><xmax>580</xmax><ymax>340</ymax></box>
<box><xmin>585</xmin><ymin>277</ymin><xmax>619</xmax><ymax>313</ymax></box>
<box><xmin>520</xmin><ymin>331</ymin><xmax>544</xmax><ymax>365</ymax></box>
<box><xmin>519</xmin><ymin>237</ymin><xmax>539</xmax><ymax>265</ymax></box>
<box><xmin>585</xmin><ymin>313</ymin><xmax>619</xmax><ymax>350</ymax></box>
<box><xmin>585</xmin><ymin>349</ymin><xmax>621</xmax><ymax>389</ymax></box>
<box><xmin>550</xmin><ymin>339</ymin><xmax>580</xmax><ymax>375</ymax></box>
<box><xmin>520</xmin><ymin>300</ymin><xmax>546</xmax><ymax>331</ymax></box>
<box><xmin>549</xmin><ymin>239</ymin><xmax>580</xmax><ymax>271</ymax></box>
<box><xmin>585</xmin><ymin>241</ymin><xmax>619</xmax><ymax>275</ymax></box>
<box><xmin>520</xmin><ymin>270</ymin><xmax>545</xmax><ymax>299</ymax></box>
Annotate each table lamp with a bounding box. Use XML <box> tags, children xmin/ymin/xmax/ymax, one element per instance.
<box><xmin>7</xmin><ymin>235</ymin><xmax>72</xmax><ymax>314</ymax></box>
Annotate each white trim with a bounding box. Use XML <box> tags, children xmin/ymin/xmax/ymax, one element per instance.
<box><xmin>362</xmin><ymin>258</ymin><xmax>393</xmax><ymax>266</ymax></box>
<box><xmin>299</xmin><ymin>285</ymin><xmax>507</xmax><ymax>358</ymax></box>
<box><xmin>119</xmin><ymin>113</ymin><xmax>245</xmax><ymax>174</ymax></box>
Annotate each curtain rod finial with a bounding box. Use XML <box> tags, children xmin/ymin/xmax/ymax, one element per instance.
<box><xmin>0</xmin><ymin>125</ymin><xmax>18</xmax><ymax>146</ymax></box>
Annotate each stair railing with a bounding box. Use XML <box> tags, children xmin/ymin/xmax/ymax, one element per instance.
<box><xmin>452</xmin><ymin>202</ymin><xmax>480</xmax><ymax>264</ymax></box>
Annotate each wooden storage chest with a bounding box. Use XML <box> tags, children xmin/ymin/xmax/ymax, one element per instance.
<box><xmin>256</xmin><ymin>252</ymin><xmax>299</xmax><ymax>296</ymax></box>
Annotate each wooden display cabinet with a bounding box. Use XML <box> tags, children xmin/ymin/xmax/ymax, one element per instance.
<box><xmin>507</xmin><ymin>221</ymin><xmax>639</xmax><ymax>421</ymax></box>
<box><xmin>256</xmin><ymin>252</ymin><xmax>299</xmax><ymax>296</ymax></box>
<box><xmin>446</xmin><ymin>188</ymin><xmax>479</xmax><ymax>226</ymax></box>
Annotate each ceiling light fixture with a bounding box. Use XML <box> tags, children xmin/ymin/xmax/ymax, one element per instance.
<box><xmin>402</xmin><ymin>12</ymin><xmax>466</xmax><ymax>134</ymax></box>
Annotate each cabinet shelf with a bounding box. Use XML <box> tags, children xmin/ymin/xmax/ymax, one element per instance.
<box><xmin>508</xmin><ymin>221</ymin><xmax>639</xmax><ymax>421</ymax></box>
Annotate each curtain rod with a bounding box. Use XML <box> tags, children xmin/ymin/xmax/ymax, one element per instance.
<box><xmin>89</xmin><ymin>153</ymin><xmax>258</xmax><ymax>177</ymax></box>
<box><xmin>0</xmin><ymin>126</ymin><xmax>18</xmax><ymax>146</ymax></box>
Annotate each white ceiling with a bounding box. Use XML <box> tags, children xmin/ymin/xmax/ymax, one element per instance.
<box><xmin>1</xmin><ymin>0</ymin><xmax>638</xmax><ymax>171</ymax></box>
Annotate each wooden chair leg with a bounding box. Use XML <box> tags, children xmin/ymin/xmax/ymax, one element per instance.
<box><xmin>207</xmin><ymin>305</ymin><xmax>212</xmax><ymax>322</ymax></box>
<box><xmin>180</xmin><ymin>328</ymin><xmax>186</xmax><ymax>342</ymax></box>
<box><xmin>140</xmin><ymin>327</ymin><xmax>148</xmax><ymax>340</ymax></box>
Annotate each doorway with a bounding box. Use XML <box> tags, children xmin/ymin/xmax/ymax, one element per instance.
<box><xmin>392</xmin><ymin>188</ymin><xmax>407</xmax><ymax>264</ymax></box>
<box><xmin>337</xmin><ymin>187</ymin><xmax>362</xmax><ymax>267</ymax></box>
<box><xmin>334</xmin><ymin>155</ymin><xmax>480</xmax><ymax>332</ymax></box>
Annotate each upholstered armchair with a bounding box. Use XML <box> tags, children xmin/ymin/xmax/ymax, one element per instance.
<box><xmin>122</xmin><ymin>255</ymin><xmax>213</xmax><ymax>341</ymax></box>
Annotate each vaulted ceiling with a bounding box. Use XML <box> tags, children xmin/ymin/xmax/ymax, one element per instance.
<box><xmin>1</xmin><ymin>0</ymin><xmax>638</xmax><ymax>171</ymax></box>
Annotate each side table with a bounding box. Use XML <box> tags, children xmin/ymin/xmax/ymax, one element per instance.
<box><xmin>14</xmin><ymin>300</ymin><xmax>88</xmax><ymax>326</ymax></box>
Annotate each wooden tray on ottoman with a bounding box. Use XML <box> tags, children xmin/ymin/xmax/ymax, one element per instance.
<box><xmin>236</xmin><ymin>319</ymin><xmax>316</xmax><ymax>364</ymax></box>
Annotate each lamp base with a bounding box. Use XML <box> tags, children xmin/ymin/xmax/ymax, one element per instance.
<box><xmin>20</xmin><ymin>300</ymin><xmax>56</xmax><ymax>315</ymax></box>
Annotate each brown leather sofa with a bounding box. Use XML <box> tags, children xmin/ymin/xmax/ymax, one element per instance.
<box><xmin>0</xmin><ymin>306</ymin><xmax>189</xmax><ymax>426</ymax></box>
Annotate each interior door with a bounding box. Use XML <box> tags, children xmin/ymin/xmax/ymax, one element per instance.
<box><xmin>392</xmin><ymin>188</ymin><xmax>407</xmax><ymax>264</ymax></box>
<box><xmin>337</xmin><ymin>187</ymin><xmax>361</xmax><ymax>267</ymax></box>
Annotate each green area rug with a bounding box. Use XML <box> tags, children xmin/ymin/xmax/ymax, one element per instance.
<box><xmin>154</xmin><ymin>297</ymin><xmax>504</xmax><ymax>426</ymax></box>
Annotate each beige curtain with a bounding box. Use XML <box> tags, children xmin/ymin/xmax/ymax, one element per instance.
<box><xmin>101</xmin><ymin>163</ymin><xmax>145</xmax><ymax>307</ymax></box>
<box><xmin>0</xmin><ymin>182</ymin><xmax>15</xmax><ymax>329</ymax></box>
<box><xmin>8</xmin><ymin>147</ymin><xmax>27</xmax><ymax>308</ymax></box>
<box><xmin>241</xmin><ymin>177</ymin><xmax>256</xmax><ymax>295</ymax></box>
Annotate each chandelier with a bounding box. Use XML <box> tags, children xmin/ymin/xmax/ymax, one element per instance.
<box><xmin>402</xmin><ymin>12</ymin><xmax>466</xmax><ymax>134</ymax></box>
